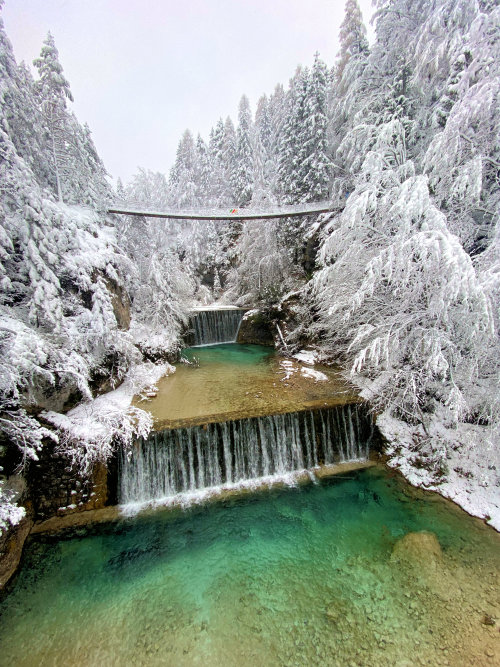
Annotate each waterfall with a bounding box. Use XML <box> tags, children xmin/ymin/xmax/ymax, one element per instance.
<box><xmin>190</xmin><ymin>309</ymin><xmax>244</xmax><ymax>346</ymax></box>
<box><xmin>120</xmin><ymin>404</ymin><xmax>373</xmax><ymax>505</ymax></box>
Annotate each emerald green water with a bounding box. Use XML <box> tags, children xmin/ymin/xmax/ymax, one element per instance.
<box><xmin>183</xmin><ymin>342</ymin><xmax>273</xmax><ymax>366</ymax></box>
<box><xmin>1</xmin><ymin>467</ymin><xmax>499</xmax><ymax>666</ymax></box>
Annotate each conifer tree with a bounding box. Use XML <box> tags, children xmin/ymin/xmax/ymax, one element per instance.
<box><xmin>33</xmin><ymin>33</ymin><xmax>73</xmax><ymax>202</ymax></box>
<box><xmin>116</xmin><ymin>177</ymin><xmax>125</xmax><ymax>200</ymax></box>
<box><xmin>169</xmin><ymin>129</ymin><xmax>197</xmax><ymax>208</ymax></box>
<box><xmin>277</xmin><ymin>67</ymin><xmax>309</xmax><ymax>203</ymax></box>
<box><xmin>254</xmin><ymin>94</ymin><xmax>278</xmax><ymax>202</ymax></box>
<box><xmin>235</xmin><ymin>95</ymin><xmax>254</xmax><ymax>206</ymax></box>
<box><xmin>255</xmin><ymin>95</ymin><xmax>271</xmax><ymax>154</ymax></box>
<box><xmin>208</xmin><ymin>119</ymin><xmax>229</xmax><ymax>205</ymax></box>
<box><xmin>223</xmin><ymin>117</ymin><xmax>238</xmax><ymax>201</ymax></box>
<box><xmin>194</xmin><ymin>134</ymin><xmax>211</xmax><ymax>204</ymax></box>
<box><xmin>336</xmin><ymin>0</ymin><xmax>369</xmax><ymax>84</ymax></box>
<box><xmin>300</xmin><ymin>53</ymin><xmax>330</xmax><ymax>201</ymax></box>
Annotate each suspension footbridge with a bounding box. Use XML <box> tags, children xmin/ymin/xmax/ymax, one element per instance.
<box><xmin>108</xmin><ymin>201</ymin><xmax>332</xmax><ymax>221</ymax></box>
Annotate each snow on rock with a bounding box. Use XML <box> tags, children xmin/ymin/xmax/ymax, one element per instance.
<box><xmin>279</xmin><ymin>358</ymin><xmax>328</xmax><ymax>382</ymax></box>
<box><xmin>241</xmin><ymin>309</ymin><xmax>259</xmax><ymax>319</ymax></box>
<box><xmin>279</xmin><ymin>359</ymin><xmax>295</xmax><ymax>381</ymax></box>
<box><xmin>378</xmin><ymin>412</ymin><xmax>500</xmax><ymax>532</ymax></box>
<box><xmin>129</xmin><ymin>323</ymin><xmax>179</xmax><ymax>360</ymax></box>
<box><xmin>42</xmin><ymin>362</ymin><xmax>174</xmax><ymax>473</ymax></box>
<box><xmin>293</xmin><ymin>350</ymin><xmax>318</xmax><ymax>365</ymax></box>
<box><xmin>0</xmin><ymin>478</ymin><xmax>26</xmax><ymax>534</ymax></box>
<box><xmin>300</xmin><ymin>367</ymin><xmax>328</xmax><ymax>382</ymax></box>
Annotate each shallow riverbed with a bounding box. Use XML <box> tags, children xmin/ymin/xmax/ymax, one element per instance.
<box><xmin>1</xmin><ymin>466</ymin><xmax>498</xmax><ymax>666</ymax></box>
<box><xmin>134</xmin><ymin>344</ymin><xmax>359</xmax><ymax>429</ymax></box>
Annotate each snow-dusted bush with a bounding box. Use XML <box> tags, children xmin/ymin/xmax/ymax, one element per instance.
<box><xmin>0</xmin><ymin>475</ymin><xmax>25</xmax><ymax>532</ymax></box>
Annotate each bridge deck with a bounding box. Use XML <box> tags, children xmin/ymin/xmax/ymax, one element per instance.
<box><xmin>108</xmin><ymin>201</ymin><xmax>331</xmax><ymax>221</ymax></box>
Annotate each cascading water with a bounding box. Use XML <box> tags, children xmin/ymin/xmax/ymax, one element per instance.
<box><xmin>120</xmin><ymin>404</ymin><xmax>373</xmax><ymax>505</ymax></box>
<box><xmin>190</xmin><ymin>309</ymin><xmax>244</xmax><ymax>346</ymax></box>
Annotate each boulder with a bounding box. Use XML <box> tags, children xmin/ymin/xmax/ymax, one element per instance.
<box><xmin>28</xmin><ymin>374</ymin><xmax>83</xmax><ymax>413</ymax></box>
<box><xmin>391</xmin><ymin>531</ymin><xmax>442</xmax><ymax>570</ymax></box>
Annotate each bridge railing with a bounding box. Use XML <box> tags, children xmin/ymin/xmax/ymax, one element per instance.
<box><xmin>108</xmin><ymin>199</ymin><xmax>333</xmax><ymax>220</ymax></box>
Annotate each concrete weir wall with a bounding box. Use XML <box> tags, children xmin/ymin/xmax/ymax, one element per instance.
<box><xmin>120</xmin><ymin>404</ymin><xmax>375</xmax><ymax>505</ymax></box>
<box><xmin>184</xmin><ymin>308</ymin><xmax>247</xmax><ymax>347</ymax></box>
<box><xmin>1</xmin><ymin>397</ymin><xmax>379</xmax><ymax>588</ymax></box>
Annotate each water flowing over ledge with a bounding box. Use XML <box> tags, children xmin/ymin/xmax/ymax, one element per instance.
<box><xmin>120</xmin><ymin>404</ymin><xmax>374</xmax><ymax>508</ymax></box>
<box><xmin>189</xmin><ymin>309</ymin><xmax>244</xmax><ymax>346</ymax></box>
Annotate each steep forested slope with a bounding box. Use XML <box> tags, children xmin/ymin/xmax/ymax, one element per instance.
<box><xmin>303</xmin><ymin>0</ymin><xmax>500</xmax><ymax>524</ymax></box>
<box><xmin>0</xmin><ymin>13</ymin><xmax>192</xmax><ymax>532</ymax></box>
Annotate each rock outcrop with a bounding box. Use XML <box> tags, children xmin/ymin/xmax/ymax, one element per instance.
<box><xmin>0</xmin><ymin>517</ymin><xmax>33</xmax><ymax>590</ymax></box>
<box><xmin>236</xmin><ymin>310</ymin><xmax>275</xmax><ymax>346</ymax></box>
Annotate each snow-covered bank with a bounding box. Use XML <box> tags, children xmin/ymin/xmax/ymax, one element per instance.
<box><xmin>43</xmin><ymin>362</ymin><xmax>174</xmax><ymax>473</ymax></box>
<box><xmin>378</xmin><ymin>412</ymin><xmax>500</xmax><ymax>532</ymax></box>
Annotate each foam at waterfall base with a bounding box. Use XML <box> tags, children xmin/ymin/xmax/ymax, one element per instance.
<box><xmin>119</xmin><ymin>462</ymin><xmax>370</xmax><ymax>516</ymax></box>
<box><xmin>119</xmin><ymin>405</ymin><xmax>374</xmax><ymax>508</ymax></box>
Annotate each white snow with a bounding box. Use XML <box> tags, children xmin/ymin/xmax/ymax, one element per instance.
<box><xmin>42</xmin><ymin>362</ymin><xmax>174</xmax><ymax>472</ymax></box>
<box><xmin>293</xmin><ymin>349</ymin><xmax>318</xmax><ymax>365</ymax></box>
<box><xmin>378</xmin><ymin>411</ymin><xmax>500</xmax><ymax>532</ymax></box>
<box><xmin>279</xmin><ymin>358</ymin><xmax>328</xmax><ymax>382</ymax></box>
<box><xmin>0</xmin><ymin>477</ymin><xmax>26</xmax><ymax>534</ymax></box>
<box><xmin>300</xmin><ymin>366</ymin><xmax>328</xmax><ymax>382</ymax></box>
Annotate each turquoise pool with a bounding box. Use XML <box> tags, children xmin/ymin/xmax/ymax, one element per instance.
<box><xmin>0</xmin><ymin>467</ymin><xmax>498</xmax><ymax>666</ymax></box>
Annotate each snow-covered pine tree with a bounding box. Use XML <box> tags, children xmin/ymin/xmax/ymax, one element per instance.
<box><xmin>235</xmin><ymin>95</ymin><xmax>254</xmax><ymax>206</ymax></box>
<box><xmin>116</xmin><ymin>177</ymin><xmax>125</xmax><ymax>200</ymax></box>
<box><xmin>253</xmin><ymin>94</ymin><xmax>278</xmax><ymax>203</ymax></box>
<box><xmin>336</xmin><ymin>0</ymin><xmax>369</xmax><ymax>84</ymax></box>
<box><xmin>277</xmin><ymin>67</ymin><xmax>309</xmax><ymax>204</ymax></box>
<box><xmin>169</xmin><ymin>129</ymin><xmax>198</xmax><ymax>209</ymax></box>
<box><xmin>74</xmin><ymin>121</ymin><xmax>110</xmax><ymax>206</ymax></box>
<box><xmin>33</xmin><ymin>33</ymin><xmax>74</xmax><ymax>202</ymax></box>
<box><xmin>4</xmin><ymin>58</ymin><xmax>52</xmax><ymax>189</ymax></box>
<box><xmin>223</xmin><ymin>116</ymin><xmax>238</xmax><ymax>202</ymax></box>
<box><xmin>255</xmin><ymin>95</ymin><xmax>271</xmax><ymax>155</ymax></box>
<box><xmin>194</xmin><ymin>134</ymin><xmax>211</xmax><ymax>204</ymax></box>
<box><xmin>251</xmin><ymin>126</ymin><xmax>269</xmax><ymax>205</ymax></box>
<box><xmin>299</xmin><ymin>53</ymin><xmax>330</xmax><ymax>202</ymax></box>
<box><xmin>208</xmin><ymin>118</ymin><xmax>230</xmax><ymax>206</ymax></box>
<box><xmin>326</xmin><ymin>0</ymin><xmax>370</xmax><ymax>200</ymax></box>
<box><xmin>302</xmin><ymin>0</ymin><xmax>500</xmax><ymax>440</ymax></box>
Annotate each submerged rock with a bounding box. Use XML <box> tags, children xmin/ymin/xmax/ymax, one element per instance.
<box><xmin>481</xmin><ymin>613</ymin><xmax>496</xmax><ymax>626</ymax></box>
<box><xmin>391</xmin><ymin>531</ymin><xmax>442</xmax><ymax>570</ymax></box>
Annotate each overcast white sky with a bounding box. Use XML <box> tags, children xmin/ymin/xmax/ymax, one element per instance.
<box><xmin>3</xmin><ymin>0</ymin><xmax>375</xmax><ymax>185</ymax></box>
